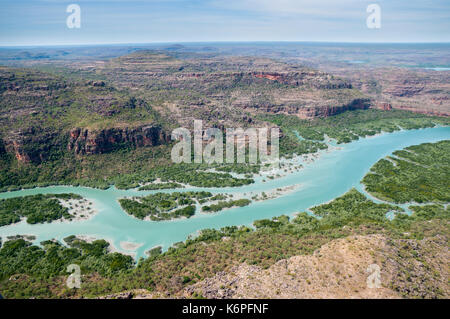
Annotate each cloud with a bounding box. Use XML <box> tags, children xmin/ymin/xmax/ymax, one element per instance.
<box><xmin>210</xmin><ymin>0</ymin><xmax>367</xmax><ymax>18</ymax></box>
<box><xmin>0</xmin><ymin>0</ymin><xmax>449</xmax><ymax>45</ymax></box>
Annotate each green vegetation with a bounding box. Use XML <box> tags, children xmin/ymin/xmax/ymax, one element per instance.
<box><xmin>0</xmin><ymin>153</ymin><xmax>255</xmax><ymax>192</ymax></box>
<box><xmin>202</xmin><ymin>199</ymin><xmax>252</xmax><ymax>213</ymax></box>
<box><xmin>138</xmin><ymin>182</ymin><xmax>184</xmax><ymax>191</ymax></box>
<box><xmin>0</xmin><ymin>193</ymin><xmax>82</xmax><ymax>226</ymax></box>
<box><xmin>0</xmin><ymin>237</ymin><xmax>134</xmax><ymax>298</ymax></box>
<box><xmin>261</xmin><ymin>109</ymin><xmax>449</xmax><ymax>155</ymax></box>
<box><xmin>149</xmin><ymin>165</ymin><xmax>254</xmax><ymax>188</ymax></box>
<box><xmin>0</xmin><ymin>66</ymin><xmax>164</xmax><ymax>135</ymax></box>
<box><xmin>146</xmin><ymin>246</ymin><xmax>162</xmax><ymax>258</ymax></box>
<box><xmin>310</xmin><ymin>188</ymin><xmax>403</xmax><ymax>226</ymax></box>
<box><xmin>363</xmin><ymin>140</ymin><xmax>450</xmax><ymax>203</ymax></box>
<box><xmin>392</xmin><ymin>204</ymin><xmax>448</xmax><ymax>231</ymax></box>
<box><xmin>2</xmin><ymin>136</ymin><xmax>450</xmax><ymax>299</ymax></box>
<box><xmin>0</xmin><ymin>138</ymin><xmax>448</xmax><ymax>299</ymax></box>
<box><xmin>0</xmin><ymin>66</ymin><xmax>257</xmax><ymax>192</ymax></box>
<box><xmin>0</xmin><ymin>71</ymin><xmax>446</xmax><ymax>193</ymax></box>
<box><xmin>215</xmin><ymin>164</ymin><xmax>260</xmax><ymax>175</ymax></box>
<box><xmin>119</xmin><ymin>191</ymin><xmax>215</xmax><ymax>221</ymax></box>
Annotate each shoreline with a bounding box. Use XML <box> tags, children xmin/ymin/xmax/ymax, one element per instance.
<box><xmin>58</xmin><ymin>198</ymin><xmax>98</xmax><ymax>223</ymax></box>
<box><xmin>74</xmin><ymin>235</ymin><xmax>143</xmax><ymax>258</ymax></box>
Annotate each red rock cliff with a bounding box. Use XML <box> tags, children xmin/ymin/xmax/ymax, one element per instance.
<box><xmin>68</xmin><ymin>125</ymin><xmax>169</xmax><ymax>155</ymax></box>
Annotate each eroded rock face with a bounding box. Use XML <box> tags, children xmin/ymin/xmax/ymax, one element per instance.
<box><xmin>296</xmin><ymin>98</ymin><xmax>372</xmax><ymax>119</ymax></box>
<box><xmin>68</xmin><ymin>125</ymin><xmax>169</xmax><ymax>155</ymax></box>
<box><xmin>0</xmin><ymin>125</ymin><xmax>169</xmax><ymax>163</ymax></box>
<box><xmin>2</xmin><ymin>128</ymin><xmax>58</xmax><ymax>164</ymax></box>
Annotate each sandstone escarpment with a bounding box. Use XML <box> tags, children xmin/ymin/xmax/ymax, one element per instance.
<box><xmin>2</xmin><ymin>128</ymin><xmax>59</xmax><ymax>164</ymax></box>
<box><xmin>129</xmin><ymin>70</ymin><xmax>352</xmax><ymax>91</ymax></box>
<box><xmin>68</xmin><ymin>125</ymin><xmax>169</xmax><ymax>155</ymax></box>
<box><xmin>238</xmin><ymin>97</ymin><xmax>373</xmax><ymax>120</ymax></box>
<box><xmin>296</xmin><ymin>98</ymin><xmax>372</xmax><ymax>119</ymax></box>
<box><xmin>1</xmin><ymin>124</ymin><xmax>170</xmax><ymax>163</ymax></box>
<box><xmin>244</xmin><ymin>97</ymin><xmax>372</xmax><ymax>119</ymax></box>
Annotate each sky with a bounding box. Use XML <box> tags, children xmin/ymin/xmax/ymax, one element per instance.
<box><xmin>0</xmin><ymin>0</ymin><xmax>449</xmax><ymax>46</ymax></box>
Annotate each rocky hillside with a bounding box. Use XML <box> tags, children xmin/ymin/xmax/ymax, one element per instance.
<box><xmin>96</xmin><ymin>231</ymin><xmax>449</xmax><ymax>300</ymax></box>
<box><xmin>325</xmin><ymin>66</ymin><xmax>450</xmax><ymax>117</ymax></box>
<box><xmin>94</xmin><ymin>52</ymin><xmax>372</xmax><ymax>124</ymax></box>
<box><xmin>0</xmin><ymin>66</ymin><xmax>167</xmax><ymax>163</ymax></box>
<box><xmin>184</xmin><ymin>234</ymin><xmax>448</xmax><ymax>299</ymax></box>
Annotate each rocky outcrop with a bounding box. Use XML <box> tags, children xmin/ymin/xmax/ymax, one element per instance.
<box><xmin>384</xmin><ymin>84</ymin><xmax>424</xmax><ymax>98</ymax></box>
<box><xmin>184</xmin><ymin>234</ymin><xmax>449</xmax><ymax>299</ymax></box>
<box><xmin>2</xmin><ymin>128</ymin><xmax>58</xmax><ymax>164</ymax></box>
<box><xmin>166</xmin><ymin>71</ymin><xmax>353</xmax><ymax>90</ymax></box>
<box><xmin>68</xmin><ymin>125</ymin><xmax>169</xmax><ymax>155</ymax></box>
<box><xmin>296</xmin><ymin>98</ymin><xmax>372</xmax><ymax>119</ymax></box>
<box><xmin>239</xmin><ymin>96</ymin><xmax>372</xmax><ymax>119</ymax></box>
<box><xmin>251</xmin><ymin>71</ymin><xmax>352</xmax><ymax>89</ymax></box>
<box><xmin>1</xmin><ymin>125</ymin><xmax>169</xmax><ymax>163</ymax></box>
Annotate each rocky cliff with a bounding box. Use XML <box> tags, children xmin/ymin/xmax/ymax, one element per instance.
<box><xmin>296</xmin><ymin>98</ymin><xmax>372</xmax><ymax>119</ymax></box>
<box><xmin>0</xmin><ymin>124</ymin><xmax>169</xmax><ymax>164</ymax></box>
<box><xmin>2</xmin><ymin>128</ymin><xmax>58</xmax><ymax>164</ymax></box>
<box><xmin>68</xmin><ymin>125</ymin><xmax>169</xmax><ymax>155</ymax></box>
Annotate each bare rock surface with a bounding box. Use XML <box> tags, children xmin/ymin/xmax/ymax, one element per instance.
<box><xmin>184</xmin><ymin>234</ymin><xmax>449</xmax><ymax>299</ymax></box>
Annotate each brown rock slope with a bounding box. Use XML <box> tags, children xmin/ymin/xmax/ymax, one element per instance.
<box><xmin>184</xmin><ymin>234</ymin><xmax>449</xmax><ymax>299</ymax></box>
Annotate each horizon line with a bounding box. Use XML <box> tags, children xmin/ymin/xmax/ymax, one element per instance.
<box><xmin>1</xmin><ymin>40</ymin><xmax>450</xmax><ymax>49</ymax></box>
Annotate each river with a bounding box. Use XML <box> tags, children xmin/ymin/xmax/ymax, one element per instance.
<box><xmin>0</xmin><ymin>126</ymin><xmax>449</xmax><ymax>259</ymax></box>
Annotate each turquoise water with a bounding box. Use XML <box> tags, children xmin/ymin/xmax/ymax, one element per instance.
<box><xmin>425</xmin><ymin>67</ymin><xmax>450</xmax><ymax>71</ymax></box>
<box><xmin>0</xmin><ymin>126</ymin><xmax>449</xmax><ymax>259</ymax></box>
